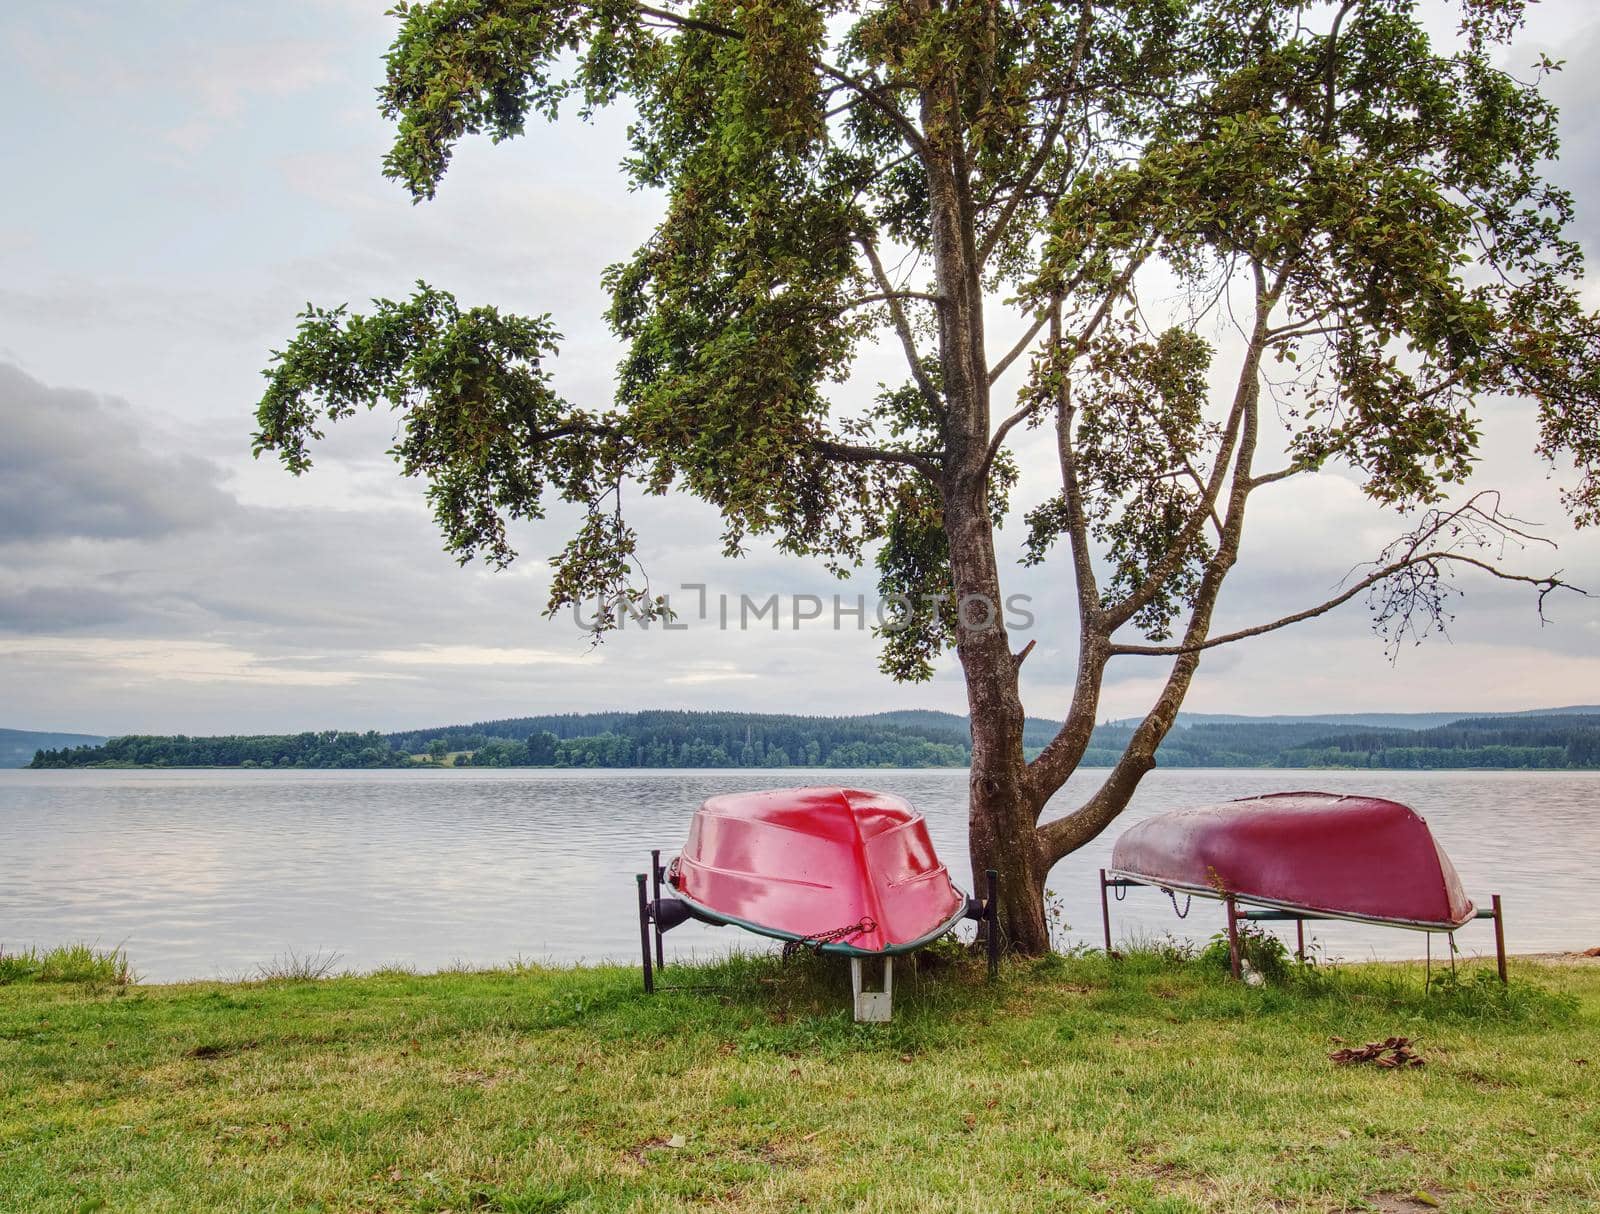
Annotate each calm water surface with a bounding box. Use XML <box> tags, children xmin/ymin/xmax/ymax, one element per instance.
<box><xmin>1</xmin><ymin>767</ymin><xmax>1595</xmax><ymax>981</ymax></box>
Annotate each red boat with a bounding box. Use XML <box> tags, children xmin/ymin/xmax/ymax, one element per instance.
<box><xmin>668</xmin><ymin>786</ymin><xmax>971</xmax><ymax>954</ymax></box>
<box><xmin>1109</xmin><ymin>791</ymin><xmax>1475</xmax><ymax>930</ymax></box>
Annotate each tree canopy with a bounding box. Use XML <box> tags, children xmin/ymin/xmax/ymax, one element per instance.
<box><xmin>254</xmin><ymin>0</ymin><xmax>1600</xmax><ymax>951</ymax></box>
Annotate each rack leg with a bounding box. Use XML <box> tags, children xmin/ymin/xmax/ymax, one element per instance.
<box><xmin>635</xmin><ymin>873</ymin><xmax>654</xmax><ymax>995</ymax></box>
<box><xmin>650</xmin><ymin>848</ymin><xmax>665</xmax><ymax>971</ymax></box>
<box><xmin>851</xmin><ymin>956</ymin><xmax>893</xmax><ymax>1022</ymax></box>
<box><xmin>1295</xmin><ymin>918</ymin><xmax>1305</xmax><ymax>961</ymax></box>
<box><xmin>1492</xmin><ymin>893</ymin><xmax>1507</xmax><ymax>985</ymax></box>
<box><xmin>1225</xmin><ymin>896</ymin><xmax>1241</xmax><ymax>980</ymax></box>
<box><xmin>1099</xmin><ymin>868</ymin><xmax>1113</xmax><ymax>956</ymax></box>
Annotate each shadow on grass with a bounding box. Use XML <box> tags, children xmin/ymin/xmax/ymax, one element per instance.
<box><xmin>499</xmin><ymin>932</ymin><xmax>1576</xmax><ymax>1068</ymax></box>
<box><xmin>1046</xmin><ymin>942</ymin><xmax>1578</xmax><ymax>1028</ymax></box>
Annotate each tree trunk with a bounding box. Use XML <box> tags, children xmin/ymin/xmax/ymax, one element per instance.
<box><xmin>917</xmin><ymin>49</ymin><xmax>1053</xmax><ymax>955</ymax></box>
<box><xmin>945</xmin><ymin>493</ymin><xmax>1052</xmax><ymax>955</ymax></box>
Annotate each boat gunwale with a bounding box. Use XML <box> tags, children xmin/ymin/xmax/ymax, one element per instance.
<box><xmin>1106</xmin><ymin>868</ymin><xmax>1477</xmax><ymax>933</ymax></box>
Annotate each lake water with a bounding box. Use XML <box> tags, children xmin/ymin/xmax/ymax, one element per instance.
<box><xmin>1</xmin><ymin>767</ymin><xmax>1595</xmax><ymax>982</ymax></box>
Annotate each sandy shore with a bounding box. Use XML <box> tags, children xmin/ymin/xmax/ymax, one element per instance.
<box><xmin>1519</xmin><ymin>950</ymin><xmax>1600</xmax><ymax>966</ymax></box>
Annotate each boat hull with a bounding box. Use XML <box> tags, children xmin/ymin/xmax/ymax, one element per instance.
<box><xmin>1110</xmin><ymin>791</ymin><xmax>1475</xmax><ymax>931</ymax></box>
<box><xmin>670</xmin><ymin>786</ymin><xmax>969</xmax><ymax>956</ymax></box>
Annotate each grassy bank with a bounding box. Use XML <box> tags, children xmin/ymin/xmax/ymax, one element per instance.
<box><xmin>2</xmin><ymin>949</ymin><xmax>1596</xmax><ymax>1213</ymax></box>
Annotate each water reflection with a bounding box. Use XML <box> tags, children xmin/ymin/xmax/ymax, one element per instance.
<box><xmin>1</xmin><ymin>766</ymin><xmax>1594</xmax><ymax>981</ymax></box>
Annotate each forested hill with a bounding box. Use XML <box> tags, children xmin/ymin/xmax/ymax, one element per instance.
<box><xmin>2</xmin><ymin>728</ymin><xmax>107</xmax><ymax>768</ymax></box>
<box><xmin>25</xmin><ymin>711</ymin><xmax>1600</xmax><ymax>770</ymax></box>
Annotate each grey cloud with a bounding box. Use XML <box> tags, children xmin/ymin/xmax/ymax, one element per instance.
<box><xmin>0</xmin><ymin>585</ymin><xmax>134</xmax><ymax>632</ymax></box>
<box><xmin>0</xmin><ymin>363</ymin><xmax>237</xmax><ymax>542</ymax></box>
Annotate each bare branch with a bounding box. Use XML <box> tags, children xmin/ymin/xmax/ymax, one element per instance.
<box><xmin>1107</xmin><ymin>552</ymin><xmax>1584</xmax><ymax>658</ymax></box>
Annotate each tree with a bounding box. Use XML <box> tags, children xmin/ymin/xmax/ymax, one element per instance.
<box><xmin>255</xmin><ymin>0</ymin><xmax>1600</xmax><ymax>953</ymax></box>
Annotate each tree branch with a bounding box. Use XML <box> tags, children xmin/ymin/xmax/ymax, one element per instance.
<box><xmin>988</xmin><ymin>305</ymin><xmax>1054</xmax><ymax>387</ymax></box>
<box><xmin>631</xmin><ymin>3</ymin><xmax>929</xmax><ymax>158</ymax></box>
<box><xmin>810</xmin><ymin>437</ymin><xmax>940</xmax><ymax>478</ymax></box>
<box><xmin>1039</xmin><ymin>277</ymin><xmax>1273</xmax><ymax>858</ymax></box>
<box><xmin>1099</xmin><ymin>269</ymin><xmax>1284</xmax><ymax>631</ymax></box>
<box><xmin>835</xmin><ymin>290</ymin><xmax>945</xmax><ymax>311</ymax></box>
<box><xmin>976</xmin><ymin>0</ymin><xmax>1092</xmax><ymax>267</ymax></box>
<box><xmin>1025</xmin><ymin>344</ymin><xmax>1111</xmax><ymax>803</ymax></box>
<box><xmin>1247</xmin><ymin>464</ymin><xmax>1309</xmax><ymax>490</ymax></box>
<box><xmin>857</xmin><ymin>232</ymin><xmax>944</xmax><ymax>410</ymax></box>
<box><xmin>985</xmin><ymin>252</ymin><xmax>1151</xmax><ymax>472</ymax></box>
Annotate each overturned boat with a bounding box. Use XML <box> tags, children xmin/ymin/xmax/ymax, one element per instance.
<box><xmin>1110</xmin><ymin>790</ymin><xmax>1475</xmax><ymax>930</ymax></box>
<box><xmin>636</xmin><ymin>786</ymin><xmax>996</xmax><ymax>1019</ymax></box>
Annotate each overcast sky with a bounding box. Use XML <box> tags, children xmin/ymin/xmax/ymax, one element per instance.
<box><xmin>2</xmin><ymin>0</ymin><xmax>1598</xmax><ymax>737</ymax></box>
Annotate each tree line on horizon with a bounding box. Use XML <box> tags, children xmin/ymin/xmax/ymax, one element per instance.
<box><xmin>27</xmin><ymin>711</ymin><xmax>1600</xmax><ymax>771</ymax></box>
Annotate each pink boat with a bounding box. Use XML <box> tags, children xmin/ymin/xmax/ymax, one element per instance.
<box><xmin>1109</xmin><ymin>791</ymin><xmax>1475</xmax><ymax>930</ymax></box>
<box><xmin>669</xmin><ymin>786</ymin><xmax>971</xmax><ymax>954</ymax></box>
<box><xmin>636</xmin><ymin>786</ymin><xmax>998</xmax><ymax>1020</ymax></box>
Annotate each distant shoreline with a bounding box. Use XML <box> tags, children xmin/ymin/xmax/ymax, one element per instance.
<box><xmin>22</xmin><ymin>708</ymin><xmax>1600</xmax><ymax>772</ymax></box>
<box><xmin>12</xmin><ymin>761</ymin><xmax>1600</xmax><ymax>773</ymax></box>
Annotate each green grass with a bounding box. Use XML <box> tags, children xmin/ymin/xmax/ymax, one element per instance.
<box><xmin>1</xmin><ymin>947</ymin><xmax>1595</xmax><ymax>1213</ymax></box>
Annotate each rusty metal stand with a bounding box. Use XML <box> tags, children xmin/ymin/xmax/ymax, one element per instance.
<box><xmin>650</xmin><ymin>849</ymin><xmax>666</xmax><ymax>971</ymax></box>
<box><xmin>985</xmin><ymin>868</ymin><xmax>999</xmax><ymax>978</ymax></box>
<box><xmin>962</xmin><ymin>868</ymin><xmax>1001</xmax><ymax>978</ymax></box>
<box><xmin>1492</xmin><ymin>893</ymin><xmax>1507</xmax><ymax>984</ymax></box>
<box><xmin>1099</xmin><ymin>868</ymin><xmax>1113</xmax><ymax>955</ymax></box>
<box><xmin>1101</xmin><ymin>872</ymin><xmax>1507</xmax><ymax>985</ymax></box>
<box><xmin>1224</xmin><ymin>895</ymin><xmax>1241</xmax><ymax>979</ymax></box>
<box><xmin>635</xmin><ymin>872</ymin><xmax>654</xmax><ymax>994</ymax></box>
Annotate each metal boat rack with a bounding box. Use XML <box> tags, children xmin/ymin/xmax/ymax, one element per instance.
<box><xmin>1097</xmin><ymin>868</ymin><xmax>1508</xmax><ymax>984</ymax></box>
<box><xmin>636</xmin><ymin>850</ymin><xmax>1000</xmax><ymax>1021</ymax></box>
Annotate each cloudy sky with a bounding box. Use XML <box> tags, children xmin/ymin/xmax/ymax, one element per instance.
<box><xmin>3</xmin><ymin>1</ymin><xmax>1598</xmax><ymax>737</ymax></box>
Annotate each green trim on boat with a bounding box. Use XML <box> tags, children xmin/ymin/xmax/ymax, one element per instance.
<box><xmin>672</xmin><ymin>887</ymin><xmax>972</xmax><ymax>957</ymax></box>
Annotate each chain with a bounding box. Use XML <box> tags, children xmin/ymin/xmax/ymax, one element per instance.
<box><xmin>781</xmin><ymin>916</ymin><xmax>877</xmax><ymax>961</ymax></box>
<box><xmin>1164</xmin><ymin>887</ymin><xmax>1192</xmax><ymax>919</ymax></box>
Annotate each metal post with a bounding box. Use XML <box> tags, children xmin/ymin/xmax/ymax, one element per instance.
<box><xmin>650</xmin><ymin>849</ymin><xmax>665</xmax><ymax>971</ymax></box>
<box><xmin>1099</xmin><ymin>868</ymin><xmax>1113</xmax><ymax>956</ymax></box>
<box><xmin>635</xmin><ymin>873</ymin><xmax>654</xmax><ymax>995</ymax></box>
<box><xmin>1225</xmin><ymin>896</ymin><xmax>1241</xmax><ymax>980</ymax></box>
<box><xmin>1295</xmin><ymin>918</ymin><xmax>1305</xmax><ymax>961</ymax></box>
<box><xmin>1492</xmin><ymin>893</ymin><xmax>1507</xmax><ymax>985</ymax></box>
<box><xmin>985</xmin><ymin>869</ymin><xmax>999</xmax><ymax>979</ymax></box>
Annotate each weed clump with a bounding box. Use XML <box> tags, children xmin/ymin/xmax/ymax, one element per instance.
<box><xmin>0</xmin><ymin>942</ymin><xmax>133</xmax><ymax>986</ymax></box>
